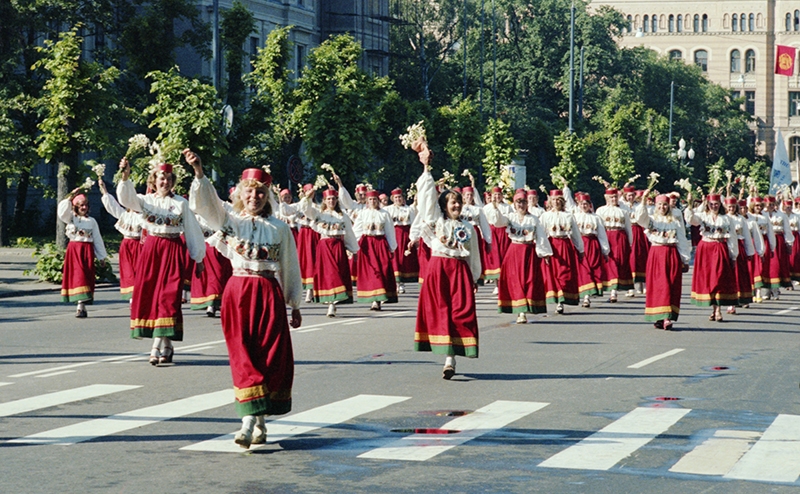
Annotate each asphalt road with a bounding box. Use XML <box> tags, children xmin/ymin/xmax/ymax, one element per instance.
<box><xmin>2</xmin><ymin>267</ymin><xmax>800</xmax><ymax>493</ymax></box>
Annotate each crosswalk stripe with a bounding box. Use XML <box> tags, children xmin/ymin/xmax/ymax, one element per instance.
<box><xmin>7</xmin><ymin>389</ymin><xmax>232</xmax><ymax>445</ymax></box>
<box><xmin>627</xmin><ymin>348</ymin><xmax>684</xmax><ymax>369</ymax></box>
<box><xmin>0</xmin><ymin>384</ymin><xmax>140</xmax><ymax>418</ymax></box>
<box><xmin>0</xmin><ymin>382</ymin><xmax>14</xmax><ymax>387</ymax></box>
<box><xmin>539</xmin><ymin>407</ymin><xmax>691</xmax><ymax>471</ymax></box>
<box><xmin>35</xmin><ymin>370</ymin><xmax>76</xmax><ymax>378</ymax></box>
<box><xmin>181</xmin><ymin>394</ymin><xmax>410</xmax><ymax>453</ymax></box>
<box><xmin>358</xmin><ymin>400</ymin><xmax>548</xmax><ymax>462</ymax></box>
<box><xmin>724</xmin><ymin>414</ymin><xmax>800</xmax><ymax>482</ymax></box>
<box><xmin>669</xmin><ymin>430</ymin><xmax>761</xmax><ymax>476</ymax></box>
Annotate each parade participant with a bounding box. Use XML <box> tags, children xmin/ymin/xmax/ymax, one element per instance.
<box><xmin>595</xmin><ymin>188</ymin><xmax>634</xmax><ymax>302</ymax></box>
<box><xmin>460</xmin><ymin>185</ymin><xmax>492</xmax><ymax>284</ymax></box>
<box><xmin>98</xmin><ymin>179</ymin><xmax>141</xmax><ymax>301</ymax></box>
<box><xmin>492</xmin><ymin>189</ymin><xmax>552</xmax><ymax>323</ymax></box>
<box><xmin>633</xmin><ymin>193</ymin><xmax>690</xmax><ymax>330</ymax></box>
<box><xmin>379</xmin><ymin>193</ymin><xmax>390</xmax><ymax>207</ymax></box>
<box><xmin>668</xmin><ymin>192</ymin><xmax>686</xmax><ymax>227</ymax></box>
<box><xmin>747</xmin><ymin>196</ymin><xmax>774</xmax><ymax>302</ymax></box>
<box><xmin>301</xmin><ymin>187</ymin><xmax>359</xmax><ymax>317</ymax></box>
<box><xmin>190</xmin><ymin>213</ymin><xmax>233</xmax><ymax>317</ymax></box>
<box><xmin>187</xmin><ymin>151</ymin><xmax>302</xmax><ymax>450</ymax></box>
<box><xmin>292</xmin><ymin>184</ymin><xmax>319</xmax><ymax>302</ymax></box>
<box><xmin>684</xmin><ymin>193</ymin><xmax>738</xmax><ymax>321</ymax></box>
<box><xmin>483</xmin><ymin>186</ymin><xmax>513</xmax><ymax>287</ymax></box>
<box><xmin>571</xmin><ymin>192</ymin><xmax>610</xmax><ymax>308</ymax></box>
<box><xmin>353</xmin><ymin>190</ymin><xmax>398</xmax><ymax>310</ymax></box>
<box><xmin>629</xmin><ymin>190</ymin><xmax>650</xmax><ymax>294</ymax></box>
<box><xmin>333</xmin><ymin>175</ymin><xmax>366</xmax><ymax>287</ymax></box>
<box><xmin>764</xmin><ymin>196</ymin><xmax>793</xmax><ymax>297</ymax></box>
<box><xmin>725</xmin><ymin>197</ymin><xmax>756</xmax><ymax>313</ymax></box>
<box><xmin>117</xmin><ymin>157</ymin><xmax>205</xmax><ymax>365</ymax></box>
<box><xmin>539</xmin><ymin>190</ymin><xmax>584</xmax><ymax>313</ymax></box>
<box><xmin>274</xmin><ymin>188</ymin><xmax>300</xmax><ymax>244</ymax></box>
<box><xmin>58</xmin><ymin>189</ymin><xmax>108</xmax><ymax>317</ymax></box>
<box><xmin>527</xmin><ymin>189</ymin><xmax>545</xmax><ymax>217</ymax></box>
<box><xmin>788</xmin><ymin>198</ymin><xmax>800</xmax><ymax>283</ymax></box>
<box><xmin>384</xmin><ymin>188</ymin><xmax>419</xmax><ymax>293</ymax></box>
<box><xmin>740</xmin><ymin>199</ymin><xmax>765</xmax><ymax>306</ymax></box>
<box><xmin>413</xmin><ymin>143</ymin><xmax>481</xmax><ymax>379</ymax></box>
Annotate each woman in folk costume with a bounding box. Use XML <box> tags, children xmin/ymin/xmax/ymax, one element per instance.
<box><xmin>190</xmin><ymin>212</ymin><xmax>233</xmax><ymax>317</ymax></box>
<box><xmin>527</xmin><ymin>189</ymin><xmax>545</xmax><ymax>217</ymax></box>
<box><xmin>384</xmin><ymin>188</ymin><xmax>419</xmax><ymax>293</ymax></box>
<box><xmin>291</xmin><ymin>184</ymin><xmax>320</xmax><ymax>302</ymax></box>
<box><xmin>594</xmin><ymin>188</ymin><xmax>634</xmax><ymax>303</ymax></box>
<box><xmin>117</xmin><ymin>158</ymin><xmax>205</xmax><ymax>365</ymax></box>
<box><xmin>724</xmin><ymin>197</ymin><xmax>757</xmax><ymax>314</ymax></box>
<box><xmin>764</xmin><ymin>195</ymin><xmax>794</xmax><ymax>297</ymax></box>
<box><xmin>539</xmin><ymin>190</ymin><xmax>584</xmax><ymax>313</ymax></box>
<box><xmin>187</xmin><ymin>152</ymin><xmax>302</xmax><ymax>450</ymax></box>
<box><xmin>567</xmin><ymin>191</ymin><xmax>610</xmax><ymax>308</ymax></box>
<box><xmin>275</xmin><ymin>188</ymin><xmax>300</xmax><ymax>245</ymax></box>
<box><xmin>58</xmin><ymin>189</ymin><xmax>108</xmax><ymax>318</ymax></box>
<box><xmin>413</xmin><ymin>145</ymin><xmax>481</xmax><ymax>380</ymax></box>
<box><xmin>460</xmin><ymin>185</ymin><xmax>492</xmax><ymax>285</ymax></box>
<box><xmin>747</xmin><ymin>196</ymin><xmax>775</xmax><ymax>302</ymax></box>
<box><xmin>786</xmin><ymin>197</ymin><xmax>800</xmax><ymax>283</ymax></box>
<box><xmin>632</xmin><ymin>193</ymin><xmax>690</xmax><ymax>330</ymax></box>
<box><xmin>740</xmin><ymin>199</ymin><xmax>765</xmax><ymax>306</ymax></box>
<box><xmin>334</xmin><ymin>175</ymin><xmax>367</xmax><ymax>287</ymax></box>
<box><xmin>627</xmin><ymin>189</ymin><xmax>651</xmax><ymax>294</ymax></box>
<box><xmin>483</xmin><ymin>186</ymin><xmax>512</xmax><ymax>284</ymax></box>
<box><xmin>301</xmin><ymin>187</ymin><xmax>359</xmax><ymax>317</ymax></box>
<box><xmin>353</xmin><ymin>190</ymin><xmax>398</xmax><ymax>310</ymax></box>
<box><xmin>98</xmin><ymin>179</ymin><xmax>141</xmax><ymax>302</ymax></box>
<box><xmin>494</xmin><ymin>188</ymin><xmax>552</xmax><ymax>324</ymax></box>
<box><xmin>684</xmin><ymin>193</ymin><xmax>739</xmax><ymax>321</ymax></box>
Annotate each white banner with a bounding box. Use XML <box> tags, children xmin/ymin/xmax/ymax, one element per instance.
<box><xmin>770</xmin><ymin>129</ymin><xmax>791</xmax><ymax>194</ymax></box>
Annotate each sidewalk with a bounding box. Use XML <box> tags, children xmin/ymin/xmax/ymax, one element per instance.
<box><xmin>0</xmin><ymin>247</ymin><xmax>118</xmax><ymax>299</ymax></box>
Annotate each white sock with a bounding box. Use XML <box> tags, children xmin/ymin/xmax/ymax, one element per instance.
<box><xmin>256</xmin><ymin>415</ymin><xmax>266</xmax><ymax>429</ymax></box>
<box><xmin>241</xmin><ymin>415</ymin><xmax>256</xmax><ymax>432</ymax></box>
<box><xmin>445</xmin><ymin>355</ymin><xmax>455</xmax><ymax>367</ymax></box>
<box><xmin>611</xmin><ymin>289</ymin><xmax>617</xmax><ymax>297</ymax></box>
<box><xmin>152</xmin><ymin>337</ymin><xmax>163</xmax><ymax>350</ymax></box>
<box><xmin>161</xmin><ymin>337</ymin><xmax>171</xmax><ymax>351</ymax></box>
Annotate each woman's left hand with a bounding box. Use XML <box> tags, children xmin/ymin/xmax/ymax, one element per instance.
<box><xmin>290</xmin><ymin>309</ymin><xmax>302</xmax><ymax>328</ymax></box>
<box><xmin>195</xmin><ymin>261</ymin><xmax>205</xmax><ymax>277</ymax></box>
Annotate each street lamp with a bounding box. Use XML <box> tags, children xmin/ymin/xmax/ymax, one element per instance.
<box><xmin>568</xmin><ymin>2</ymin><xmax>575</xmax><ymax>133</ymax></box>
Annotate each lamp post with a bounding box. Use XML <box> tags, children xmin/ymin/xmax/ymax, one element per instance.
<box><xmin>668</xmin><ymin>80</ymin><xmax>674</xmax><ymax>144</ymax></box>
<box><xmin>568</xmin><ymin>1</ymin><xmax>575</xmax><ymax>133</ymax></box>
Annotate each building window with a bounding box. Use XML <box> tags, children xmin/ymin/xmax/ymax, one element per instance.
<box><xmin>731</xmin><ymin>90</ymin><xmax>741</xmax><ymax>101</ymax></box>
<box><xmin>790</xmin><ymin>137</ymin><xmax>800</xmax><ymax>163</ymax></box>
<box><xmin>669</xmin><ymin>15</ymin><xmax>675</xmax><ymax>32</ymax></box>
<box><xmin>790</xmin><ymin>92</ymin><xmax>800</xmax><ymax>116</ymax></box>
<box><xmin>670</xmin><ymin>50</ymin><xmax>683</xmax><ymax>61</ymax></box>
<box><xmin>702</xmin><ymin>14</ymin><xmax>709</xmax><ymax>32</ymax></box>
<box><xmin>732</xmin><ymin>14</ymin><xmax>738</xmax><ymax>32</ymax></box>
<box><xmin>643</xmin><ymin>15</ymin><xmax>649</xmax><ymax>32</ymax></box>
<box><xmin>749</xmin><ymin>13</ymin><xmax>754</xmax><ymax>31</ymax></box>
<box><xmin>745</xmin><ymin>49</ymin><xmax>756</xmax><ymax>72</ymax></box>
<box><xmin>730</xmin><ymin>50</ymin><xmax>741</xmax><ymax>72</ymax></box>
<box><xmin>795</xmin><ymin>10</ymin><xmax>800</xmax><ymax>31</ymax></box>
<box><xmin>296</xmin><ymin>45</ymin><xmax>306</xmax><ymax>78</ymax></box>
<box><xmin>627</xmin><ymin>15</ymin><xmax>633</xmax><ymax>33</ymax></box>
<box><xmin>694</xmin><ymin>14</ymin><xmax>700</xmax><ymax>32</ymax></box>
<box><xmin>740</xmin><ymin>13</ymin><xmax>746</xmax><ymax>31</ymax></box>
<box><xmin>787</xmin><ymin>13</ymin><xmax>792</xmax><ymax>31</ymax></box>
<box><xmin>652</xmin><ymin>15</ymin><xmax>658</xmax><ymax>33</ymax></box>
<box><xmin>677</xmin><ymin>14</ymin><xmax>683</xmax><ymax>32</ymax></box>
<box><xmin>695</xmin><ymin>50</ymin><xmax>708</xmax><ymax>72</ymax></box>
<box><xmin>745</xmin><ymin>91</ymin><xmax>755</xmax><ymax>115</ymax></box>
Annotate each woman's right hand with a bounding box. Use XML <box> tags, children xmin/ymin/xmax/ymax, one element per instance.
<box><xmin>119</xmin><ymin>157</ymin><xmax>131</xmax><ymax>181</ymax></box>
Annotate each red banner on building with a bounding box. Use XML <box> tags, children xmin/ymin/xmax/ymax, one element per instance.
<box><xmin>775</xmin><ymin>45</ymin><xmax>797</xmax><ymax>76</ymax></box>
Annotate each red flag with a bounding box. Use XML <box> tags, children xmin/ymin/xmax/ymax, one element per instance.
<box><xmin>775</xmin><ymin>45</ymin><xmax>797</xmax><ymax>76</ymax></box>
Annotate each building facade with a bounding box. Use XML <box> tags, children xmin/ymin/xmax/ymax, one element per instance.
<box><xmin>592</xmin><ymin>1</ymin><xmax>800</xmax><ymax>172</ymax></box>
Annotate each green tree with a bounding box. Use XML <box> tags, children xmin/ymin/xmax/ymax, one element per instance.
<box><xmin>33</xmin><ymin>28</ymin><xmax>124</xmax><ymax>247</ymax></box>
<box><xmin>552</xmin><ymin>130</ymin><xmax>586</xmax><ymax>187</ymax></box>
<box><xmin>220</xmin><ymin>0</ymin><xmax>255</xmax><ymax>108</ymax></box>
<box><xmin>481</xmin><ymin>117</ymin><xmax>517</xmax><ymax>188</ymax></box>
<box><xmin>433</xmin><ymin>98</ymin><xmax>484</xmax><ymax>174</ymax></box>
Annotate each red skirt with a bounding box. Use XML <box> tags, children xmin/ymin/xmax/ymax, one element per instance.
<box><xmin>603</xmin><ymin>229</ymin><xmax>633</xmax><ymax>290</ymax></box>
<box><xmin>297</xmin><ymin>226</ymin><xmax>319</xmax><ymax>290</ymax></box>
<box><xmin>644</xmin><ymin>245</ymin><xmax>682</xmax><ymax>322</ymax></box>
<box><xmin>61</xmin><ymin>241</ymin><xmax>95</xmax><ymax>303</ymax></box>
<box><xmin>417</xmin><ymin>240</ymin><xmax>432</xmax><ymax>283</ymax></box>
<box><xmin>767</xmin><ymin>235</ymin><xmax>792</xmax><ymax>288</ymax></box>
<box><xmin>118</xmin><ymin>237</ymin><xmax>140</xmax><ymax>300</ymax></box>
<box><xmin>751</xmin><ymin>234</ymin><xmax>770</xmax><ymax>289</ymax></box>
<box><xmin>130</xmin><ymin>235</ymin><xmax>187</xmax><ymax>340</ymax></box>
<box><xmin>356</xmin><ymin>235</ymin><xmax>398</xmax><ymax>303</ymax></box>
<box><xmin>484</xmin><ymin>225</ymin><xmax>510</xmax><ymax>280</ymax></box>
<box><xmin>497</xmin><ymin>242</ymin><xmax>547</xmax><ymax>314</ymax></box>
<box><xmin>630</xmin><ymin>224</ymin><xmax>650</xmax><ymax>283</ymax></box>
<box><xmin>191</xmin><ymin>243</ymin><xmax>232</xmax><ymax>310</ymax></box>
<box><xmin>392</xmin><ymin>225</ymin><xmax>419</xmax><ymax>283</ymax></box>
<box><xmin>792</xmin><ymin>231</ymin><xmax>800</xmax><ymax>281</ymax></box>
<box><xmin>474</xmin><ymin>225</ymin><xmax>488</xmax><ymax>282</ymax></box>
<box><xmin>415</xmin><ymin>256</ymin><xmax>478</xmax><ymax>357</ymax></box>
<box><xmin>349</xmin><ymin>253</ymin><xmax>358</xmax><ymax>285</ymax></box>
<box><xmin>578</xmin><ymin>235</ymin><xmax>604</xmax><ymax>297</ymax></box>
<box><xmin>734</xmin><ymin>239</ymin><xmax>753</xmax><ymax>305</ymax></box>
<box><xmin>690</xmin><ymin>240</ymin><xmax>737</xmax><ymax>307</ymax></box>
<box><xmin>313</xmin><ymin>237</ymin><xmax>353</xmax><ymax>304</ymax></box>
<box><xmin>181</xmin><ymin>235</ymin><xmax>193</xmax><ymax>292</ymax></box>
<box><xmin>545</xmin><ymin>237</ymin><xmax>580</xmax><ymax>305</ymax></box>
<box><xmin>221</xmin><ymin>275</ymin><xmax>293</xmax><ymax>417</ymax></box>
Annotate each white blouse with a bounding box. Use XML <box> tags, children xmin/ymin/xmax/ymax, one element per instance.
<box><xmin>497</xmin><ymin>209</ymin><xmax>553</xmax><ymax>257</ymax></box>
<box><xmin>743</xmin><ymin>215</ymin><xmax>766</xmax><ymax>256</ymax></box>
<box><xmin>101</xmin><ymin>193</ymin><xmax>142</xmax><ymax>239</ymax></box>
<box><xmin>460</xmin><ymin>204</ymin><xmax>492</xmax><ymax>243</ymax></box>
<box><xmin>353</xmin><ymin>207</ymin><xmax>397</xmax><ymax>251</ymax></box>
<box><xmin>189</xmin><ymin>177</ymin><xmax>302</xmax><ymax>309</ymax></box>
<box><xmin>384</xmin><ymin>204</ymin><xmax>416</xmax><ymax>227</ymax></box>
<box><xmin>684</xmin><ymin>208</ymin><xmax>738</xmax><ymax>259</ymax></box>
<box><xmin>728</xmin><ymin>215</ymin><xmax>756</xmax><ymax>257</ymax></box>
<box><xmin>573</xmin><ymin>211</ymin><xmax>610</xmax><ymax>256</ymax></box>
<box><xmin>300</xmin><ymin>199</ymin><xmax>360</xmax><ymax>254</ymax></box>
<box><xmin>57</xmin><ymin>199</ymin><xmax>108</xmax><ymax>260</ymax></box>
<box><xmin>539</xmin><ymin>210</ymin><xmax>584</xmax><ymax>253</ymax></box>
<box><xmin>117</xmin><ymin>180</ymin><xmax>206</xmax><ymax>263</ymax></box>
<box><xmin>595</xmin><ymin>204</ymin><xmax>633</xmax><ymax>244</ymax></box>
<box><xmin>767</xmin><ymin>211</ymin><xmax>794</xmax><ymax>246</ymax></box>
<box><xmin>633</xmin><ymin>203</ymin><xmax>690</xmax><ymax>263</ymax></box>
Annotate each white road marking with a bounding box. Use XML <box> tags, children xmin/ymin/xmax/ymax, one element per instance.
<box><xmin>669</xmin><ymin>430</ymin><xmax>761</xmax><ymax>476</ymax></box>
<box><xmin>0</xmin><ymin>382</ymin><xmax>13</xmax><ymax>387</ymax></box>
<box><xmin>725</xmin><ymin>414</ymin><xmax>800</xmax><ymax>482</ymax></box>
<box><xmin>8</xmin><ymin>389</ymin><xmax>232</xmax><ymax>445</ymax></box>
<box><xmin>9</xmin><ymin>361</ymin><xmax>100</xmax><ymax>378</ymax></box>
<box><xmin>182</xmin><ymin>394</ymin><xmax>410</xmax><ymax>453</ymax></box>
<box><xmin>35</xmin><ymin>370</ymin><xmax>76</xmax><ymax>378</ymax></box>
<box><xmin>185</xmin><ymin>346</ymin><xmax>215</xmax><ymax>353</ymax></box>
<box><xmin>0</xmin><ymin>384</ymin><xmax>140</xmax><ymax>418</ymax></box>
<box><xmin>344</xmin><ymin>320</ymin><xmax>365</xmax><ymax>326</ymax></box>
<box><xmin>627</xmin><ymin>348</ymin><xmax>685</xmax><ymax>369</ymax></box>
<box><xmin>539</xmin><ymin>407</ymin><xmax>691</xmax><ymax>470</ymax></box>
<box><xmin>358</xmin><ymin>400</ymin><xmax>548</xmax><ymax>461</ymax></box>
<box><xmin>775</xmin><ymin>306</ymin><xmax>798</xmax><ymax>315</ymax></box>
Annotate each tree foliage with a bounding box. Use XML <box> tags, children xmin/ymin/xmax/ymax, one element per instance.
<box><xmin>220</xmin><ymin>0</ymin><xmax>255</xmax><ymax>108</ymax></box>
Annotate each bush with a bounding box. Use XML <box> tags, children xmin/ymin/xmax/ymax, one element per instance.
<box><xmin>15</xmin><ymin>237</ymin><xmax>37</xmax><ymax>248</ymax></box>
<box><xmin>24</xmin><ymin>242</ymin><xmax>118</xmax><ymax>284</ymax></box>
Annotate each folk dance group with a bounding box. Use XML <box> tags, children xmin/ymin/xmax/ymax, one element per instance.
<box><xmin>57</xmin><ymin>137</ymin><xmax>799</xmax><ymax>449</ymax></box>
